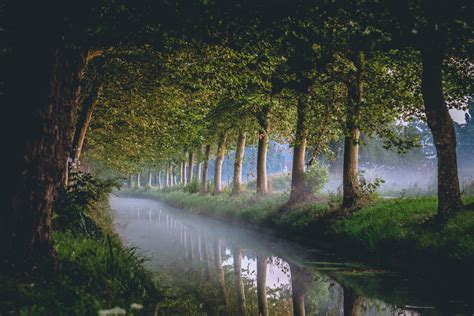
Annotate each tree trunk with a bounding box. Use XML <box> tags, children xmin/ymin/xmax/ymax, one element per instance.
<box><xmin>128</xmin><ymin>174</ymin><xmax>134</xmax><ymax>189</ymax></box>
<box><xmin>233</xmin><ymin>247</ymin><xmax>247</xmax><ymax>315</ymax></box>
<box><xmin>183</xmin><ymin>161</ymin><xmax>188</xmax><ymax>185</ymax></box>
<box><xmin>214</xmin><ymin>133</ymin><xmax>227</xmax><ymax>195</ymax></box>
<box><xmin>289</xmin><ymin>96</ymin><xmax>311</xmax><ymax>204</ymax></box>
<box><xmin>179</xmin><ymin>161</ymin><xmax>184</xmax><ymax>185</ymax></box>
<box><xmin>165</xmin><ymin>164</ymin><xmax>170</xmax><ymax>187</ymax></box>
<box><xmin>232</xmin><ymin>131</ymin><xmax>247</xmax><ymax>196</ymax></box>
<box><xmin>147</xmin><ymin>171</ymin><xmax>153</xmax><ymax>189</ymax></box>
<box><xmin>257</xmin><ymin>106</ymin><xmax>270</xmax><ymax>197</ymax></box>
<box><xmin>197</xmin><ymin>162</ymin><xmax>202</xmax><ymax>181</ymax></box>
<box><xmin>188</xmin><ymin>151</ymin><xmax>195</xmax><ymax>183</ymax></box>
<box><xmin>158</xmin><ymin>171</ymin><xmax>162</xmax><ymax>189</ymax></box>
<box><xmin>136</xmin><ymin>172</ymin><xmax>141</xmax><ymax>188</ymax></box>
<box><xmin>421</xmin><ymin>46</ymin><xmax>463</xmax><ymax>215</ymax></box>
<box><xmin>214</xmin><ymin>239</ymin><xmax>228</xmax><ymax>305</ymax></box>
<box><xmin>1</xmin><ymin>2</ymin><xmax>89</xmax><ymax>268</ymax></box>
<box><xmin>69</xmin><ymin>84</ymin><xmax>102</xmax><ymax>174</ymax></box>
<box><xmin>257</xmin><ymin>255</ymin><xmax>268</xmax><ymax>316</ymax></box>
<box><xmin>170</xmin><ymin>165</ymin><xmax>175</xmax><ymax>186</ymax></box>
<box><xmin>202</xmin><ymin>144</ymin><xmax>211</xmax><ymax>194</ymax></box>
<box><xmin>342</xmin><ymin>51</ymin><xmax>364</xmax><ymax>209</ymax></box>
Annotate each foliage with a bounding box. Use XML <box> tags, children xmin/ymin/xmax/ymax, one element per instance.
<box><xmin>356</xmin><ymin>172</ymin><xmax>385</xmax><ymax>205</ymax></box>
<box><xmin>53</xmin><ymin>172</ymin><xmax>119</xmax><ymax>236</ymax></box>
<box><xmin>304</xmin><ymin>163</ymin><xmax>329</xmax><ymax>194</ymax></box>
<box><xmin>184</xmin><ymin>179</ymin><xmax>200</xmax><ymax>194</ymax></box>
<box><xmin>0</xmin><ymin>231</ymin><xmax>159</xmax><ymax>315</ymax></box>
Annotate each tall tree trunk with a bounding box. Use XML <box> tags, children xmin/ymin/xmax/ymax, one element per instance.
<box><xmin>147</xmin><ymin>171</ymin><xmax>153</xmax><ymax>189</ymax></box>
<box><xmin>188</xmin><ymin>151</ymin><xmax>195</xmax><ymax>183</ymax></box>
<box><xmin>214</xmin><ymin>133</ymin><xmax>227</xmax><ymax>195</ymax></box>
<box><xmin>257</xmin><ymin>106</ymin><xmax>270</xmax><ymax>197</ymax></box>
<box><xmin>165</xmin><ymin>164</ymin><xmax>170</xmax><ymax>187</ymax></box>
<box><xmin>289</xmin><ymin>96</ymin><xmax>311</xmax><ymax>204</ymax></box>
<box><xmin>232</xmin><ymin>131</ymin><xmax>247</xmax><ymax>196</ymax></box>
<box><xmin>136</xmin><ymin>172</ymin><xmax>141</xmax><ymax>188</ymax></box>
<box><xmin>170</xmin><ymin>165</ymin><xmax>175</xmax><ymax>186</ymax></box>
<box><xmin>158</xmin><ymin>171</ymin><xmax>162</xmax><ymax>189</ymax></box>
<box><xmin>233</xmin><ymin>246</ymin><xmax>247</xmax><ymax>315</ymax></box>
<box><xmin>202</xmin><ymin>144</ymin><xmax>211</xmax><ymax>194</ymax></box>
<box><xmin>342</xmin><ymin>51</ymin><xmax>364</xmax><ymax>209</ymax></box>
<box><xmin>183</xmin><ymin>161</ymin><xmax>187</xmax><ymax>185</ymax></box>
<box><xmin>196</xmin><ymin>162</ymin><xmax>202</xmax><ymax>181</ymax></box>
<box><xmin>178</xmin><ymin>161</ymin><xmax>183</xmax><ymax>185</ymax></box>
<box><xmin>69</xmin><ymin>84</ymin><xmax>102</xmax><ymax>174</ymax></box>
<box><xmin>128</xmin><ymin>174</ymin><xmax>134</xmax><ymax>189</ymax></box>
<box><xmin>214</xmin><ymin>239</ymin><xmax>228</xmax><ymax>305</ymax></box>
<box><xmin>421</xmin><ymin>45</ymin><xmax>463</xmax><ymax>215</ymax></box>
<box><xmin>257</xmin><ymin>256</ymin><xmax>268</xmax><ymax>316</ymax></box>
<box><xmin>1</xmin><ymin>2</ymin><xmax>89</xmax><ymax>269</ymax></box>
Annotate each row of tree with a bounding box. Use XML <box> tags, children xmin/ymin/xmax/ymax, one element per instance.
<box><xmin>1</xmin><ymin>0</ymin><xmax>471</xmax><ymax>269</ymax></box>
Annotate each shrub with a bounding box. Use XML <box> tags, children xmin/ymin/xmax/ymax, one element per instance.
<box><xmin>304</xmin><ymin>163</ymin><xmax>329</xmax><ymax>194</ymax></box>
<box><xmin>53</xmin><ymin>172</ymin><xmax>119</xmax><ymax>236</ymax></box>
<box><xmin>184</xmin><ymin>179</ymin><xmax>200</xmax><ymax>194</ymax></box>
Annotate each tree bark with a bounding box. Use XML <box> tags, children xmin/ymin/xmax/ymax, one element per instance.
<box><xmin>69</xmin><ymin>84</ymin><xmax>102</xmax><ymax>174</ymax></box>
<box><xmin>128</xmin><ymin>174</ymin><xmax>134</xmax><ymax>189</ymax></box>
<box><xmin>196</xmin><ymin>162</ymin><xmax>202</xmax><ymax>181</ymax></box>
<box><xmin>147</xmin><ymin>171</ymin><xmax>153</xmax><ymax>189</ymax></box>
<box><xmin>202</xmin><ymin>144</ymin><xmax>211</xmax><ymax>194</ymax></box>
<box><xmin>188</xmin><ymin>151</ymin><xmax>195</xmax><ymax>183</ymax></box>
<box><xmin>233</xmin><ymin>246</ymin><xmax>247</xmax><ymax>315</ymax></box>
<box><xmin>342</xmin><ymin>51</ymin><xmax>364</xmax><ymax>209</ymax></box>
<box><xmin>289</xmin><ymin>96</ymin><xmax>311</xmax><ymax>204</ymax></box>
<box><xmin>232</xmin><ymin>131</ymin><xmax>247</xmax><ymax>196</ymax></box>
<box><xmin>165</xmin><ymin>164</ymin><xmax>170</xmax><ymax>188</ymax></box>
<box><xmin>170</xmin><ymin>165</ymin><xmax>175</xmax><ymax>186</ymax></box>
<box><xmin>179</xmin><ymin>161</ymin><xmax>184</xmax><ymax>185</ymax></box>
<box><xmin>214</xmin><ymin>133</ymin><xmax>227</xmax><ymax>195</ymax></box>
<box><xmin>136</xmin><ymin>172</ymin><xmax>141</xmax><ymax>188</ymax></box>
<box><xmin>183</xmin><ymin>161</ymin><xmax>188</xmax><ymax>185</ymax></box>
<box><xmin>1</xmin><ymin>2</ymin><xmax>89</xmax><ymax>269</ymax></box>
<box><xmin>257</xmin><ymin>106</ymin><xmax>270</xmax><ymax>197</ymax></box>
<box><xmin>257</xmin><ymin>255</ymin><xmax>268</xmax><ymax>316</ymax></box>
<box><xmin>421</xmin><ymin>46</ymin><xmax>463</xmax><ymax>215</ymax></box>
<box><xmin>158</xmin><ymin>171</ymin><xmax>162</xmax><ymax>189</ymax></box>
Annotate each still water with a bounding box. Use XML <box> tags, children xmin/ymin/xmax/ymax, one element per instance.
<box><xmin>111</xmin><ymin>196</ymin><xmax>472</xmax><ymax>315</ymax></box>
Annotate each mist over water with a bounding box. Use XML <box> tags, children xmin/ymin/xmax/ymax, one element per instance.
<box><xmin>110</xmin><ymin>196</ymin><xmax>473</xmax><ymax>315</ymax></box>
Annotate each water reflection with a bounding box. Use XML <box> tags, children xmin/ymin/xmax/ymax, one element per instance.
<box><xmin>111</xmin><ymin>197</ymin><xmax>472</xmax><ymax>315</ymax></box>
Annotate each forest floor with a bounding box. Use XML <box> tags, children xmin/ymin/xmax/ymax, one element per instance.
<box><xmin>124</xmin><ymin>188</ymin><xmax>474</xmax><ymax>278</ymax></box>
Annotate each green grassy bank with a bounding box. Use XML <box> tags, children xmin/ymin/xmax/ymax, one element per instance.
<box><xmin>1</xmin><ymin>174</ymin><xmax>198</xmax><ymax>315</ymax></box>
<box><xmin>129</xmin><ymin>189</ymin><xmax>474</xmax><ymax>276</ymax></box>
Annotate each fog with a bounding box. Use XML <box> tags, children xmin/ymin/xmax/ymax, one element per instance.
<box><xmin>110</xmin><ymin>196</ymin><xmax>470</xmax><ymax>315</ymax></box>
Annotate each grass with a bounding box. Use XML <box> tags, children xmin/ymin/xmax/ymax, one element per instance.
<box><xmin>128</xmin><ymin>188</ymin><xmax>474</xmax><ymax>275</ymax></box>
<box><xmin>0</xmin><ymin>232</ymin><xmax>159</xmax><ymax>315</ymax></box>
<box><xmin>0</xmin><ymin>174</ymin><xmax>162</xmax><ymax>315</ymax></box>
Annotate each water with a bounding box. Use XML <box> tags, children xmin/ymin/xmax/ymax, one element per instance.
<box><xmin>110</xmin><ymin>196</ymin><xmax>473</xmax><ymax>315</ymax></box>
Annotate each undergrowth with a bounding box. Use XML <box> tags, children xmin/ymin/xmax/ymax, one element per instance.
<box><xmin>0</xmin><ymin>173</ymin><xmax>161</xmax><ymax>315</ymax></box>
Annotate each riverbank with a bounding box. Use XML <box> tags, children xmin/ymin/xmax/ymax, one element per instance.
<box><xmin>123</xmin><ymin>189</ymin><xmax>474</xmax><ymax>278</ymax></box>
<box><xmin>1</xmin><ymin>175</ymin><xmax>165</xmax><ymax>315</ymax></box>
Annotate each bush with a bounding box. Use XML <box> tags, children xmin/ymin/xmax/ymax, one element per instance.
<box><xmin>304</xmin><ymin>163</ymin><xmax>329</xmax><ymax>194</ymax></box>
<box><xmin>184</xmin><ymin>179</ymin><xmax>200</xmax><ymax>194</ymax></box>
<box><xmin>53</xmin><ymin>172</ymin><xmax>119</xmax><ymax>236</ymax></box>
